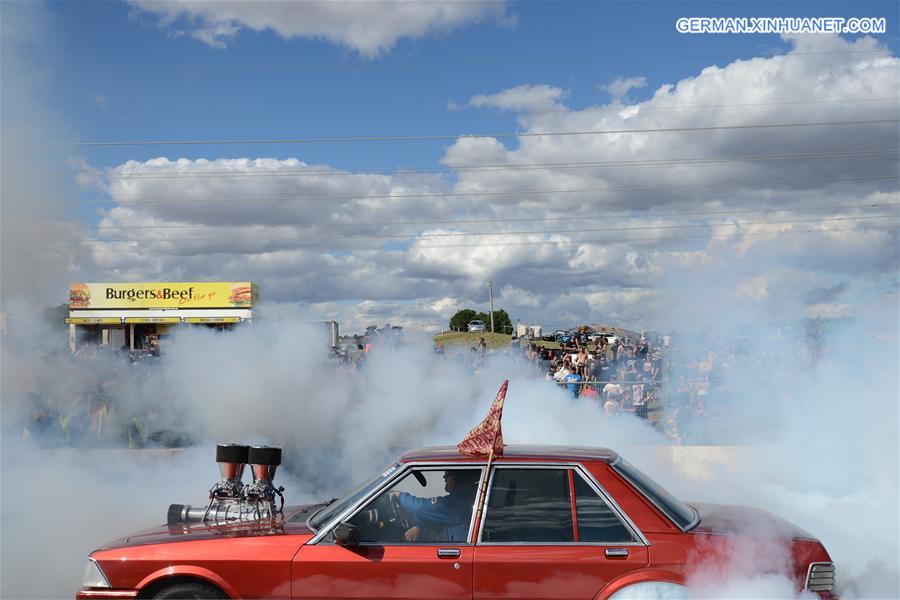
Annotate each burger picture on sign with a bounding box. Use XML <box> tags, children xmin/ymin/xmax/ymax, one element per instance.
<box><xmin>228</xmin><ymin>284</ymin><xmax>252</xmax><ymax>307</ymax></box>
<box><xmin>69</xmin><ymin>283</ymin><xmax>91</xmax><ymax>308</ymax></box>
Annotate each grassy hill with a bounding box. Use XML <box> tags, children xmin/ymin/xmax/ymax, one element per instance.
<box><xmin>432</xmin><ymin>324</ymin><xmax>640</xmax><ymax>351</ymax></box>
<box><xmin>433</xmin><ymin>331</ymin><xmax>512</xmax><ymax>349</ymax></box>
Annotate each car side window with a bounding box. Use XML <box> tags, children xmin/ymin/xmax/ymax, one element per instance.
<box><xmin>574</xmin><ymin>472</ymin><xmax>636</xmax><ymax>543</ymax></box>
<box><xmin>347</xmin><ymin>468</ymin><xmax>481</xmax><ymax>544</ymax></box>
<box><xmin>482</xmin><ymin>468</ymin><xmax>573</xmax><ymax>543</ymax></box>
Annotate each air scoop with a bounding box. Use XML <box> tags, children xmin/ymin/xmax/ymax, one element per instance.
<box><xmin>249</xmin><ymin>445</ymin><xmax>281</xmax><ymax>483</ymax></box>
<box><xmin>167</xmin><ymin>443</ymin><xmax>285</xmax><ymax>525</ymax></box>
<box><xmin>216</xmin><ymin>443</ymin><xmax>250</xmax><ymax>498</ymax></box>
<box><xmin>245</xmin><ymin>445</ymin><xmax>285</xmax><ymax>519</ymax></box>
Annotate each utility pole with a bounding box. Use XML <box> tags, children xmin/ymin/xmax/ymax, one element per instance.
<box><xmin>488</xmin><ymin>280</ymin><xmax>495</xmax><ymax>333</ymax></box>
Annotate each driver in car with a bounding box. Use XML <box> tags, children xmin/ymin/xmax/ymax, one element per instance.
<box><xmin>391</xmin><ymin>470</ymin><xmax>479</xmax><ymax>542</ymax></box>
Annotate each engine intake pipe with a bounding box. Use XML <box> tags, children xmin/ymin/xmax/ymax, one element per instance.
<box><xmin>166</xmin><ymin>443</ymin><xmax>285</xmax><ymax>525</ymax></box>
<box><xmin>216</xmin><ymin>443</ymin><xmax>249</xmax><ymax>484</ymax></box>
<box><xmin>248</xmin><ymin>445</ymin><xmax>281</xmax><ymax>484</ymax></box>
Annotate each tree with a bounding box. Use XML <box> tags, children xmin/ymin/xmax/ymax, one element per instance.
<box><xmin>472</xmin><ymin>310</ymin><xmax>513</xmax><ymax>334</ymax></box>
<box><xmin>449</xmin><ymin>309</ymin><xmax>477</xmax><ymax>331</ymax></box>
<box><xmin>492</xmin><ymin>309</ymin><xmax>513</xmax><ymax>334</ymax></box>
<box><xmin>449</xmin><ymin>308</ymin><xmax>513</xmax><ymax>333</ymax></box>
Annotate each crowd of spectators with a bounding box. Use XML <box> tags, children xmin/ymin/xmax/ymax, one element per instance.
<box><xmin>14</xmin><ymin>319</ymin><xmax>823</xmax><ymax>448</ymax></box>
<box><xmin>662</xmin><ymin>326</ymin><xmax>823</xmax><ymax>444</ymax></box>
<box><xmin>520</xmin><ymin>330</ymin><xmax>665</xmax><ymax>424</ymax></box>
<box><xmin>15</xmin><ymin>344</ymin><xmax>191</xmax><ymax>449</ymax></box>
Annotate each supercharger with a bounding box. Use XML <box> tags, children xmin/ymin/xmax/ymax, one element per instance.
<box><xmin>167</xmin><ymin>443</ymin><xmax>285</xmax><ymax>525</ymax></box>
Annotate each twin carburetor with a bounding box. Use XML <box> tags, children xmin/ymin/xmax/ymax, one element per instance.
<box><xmin>167</xmin><ymin>444</ymin><xmax>285</xmax><ymax>525</ymax></box>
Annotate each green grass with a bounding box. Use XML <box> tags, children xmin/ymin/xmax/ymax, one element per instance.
<box><xmin>433</xmin><ymin>331</ymin><xmax>512</xmax><ymax>349</ymax></box>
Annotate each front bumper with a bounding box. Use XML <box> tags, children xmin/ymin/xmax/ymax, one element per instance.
<box><xmin>76</xmin><ymin>588</ymin><xmax>138</xmax><ymax>599</ymax></box>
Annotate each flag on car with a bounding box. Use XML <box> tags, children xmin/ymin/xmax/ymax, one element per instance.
<box><xmin>458</xmin><ymin>379</ymin><xmax>507</xmax><ymax>456</ymax></box>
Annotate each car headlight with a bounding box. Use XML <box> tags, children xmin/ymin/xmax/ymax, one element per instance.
<box><xmin>82</xmin><ymin>558</ymin><xmax>110</xmax><ymax>588</ymax></box>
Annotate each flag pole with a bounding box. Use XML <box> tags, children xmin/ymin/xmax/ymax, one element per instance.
<box><xmin>460</xmin><ymin>379</ymin><xmax>508</xmax><ymax>543</ymax></box>
<box><xmin>471</xmin><ymin>441</ymin><xmax>496</xmax><ymax>542</ymax></box>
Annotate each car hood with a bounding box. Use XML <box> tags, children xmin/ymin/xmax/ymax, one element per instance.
<box><xmin>691</xmin><ymin>502</ymin><xmax>817</xmax><ymax>541</ymax></box>
<box><xmin>96</xmin><ymin>503</ymin><xmax>322</xmax><ymax>551</ymax></box>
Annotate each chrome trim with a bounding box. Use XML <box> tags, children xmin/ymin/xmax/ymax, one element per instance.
<box><xmin>475</xmin><ymin>541</ymin><xmax>648</xmax><ymax>547</ymax></box>
<box><xmin>309</xmin><ymin>463</ymin><xmax>487</xmax><ymax>546</ymax></box>
<box><xmin>805</xmin><ymin>562</ymin><xmax>835</xmax><ymax>592</ymax></box>
<box><xmin>605</xmin><ymin>548</ymin><xmax>630</xmax><ymax>557</ymax></box>
<box><xmin>609</xmin><ymin>455</ymin><xmax>700</xmax><ymax>532</ymax></box>
<box><xmin>349</xmin><ymin>541</ymin><xmax>473</xmax><ymax>547</ymax></box>
<box><xmin>475</xmin><ymin>463</ymin><xmax>649</xmax><ymax>546</ymax></box>
<box><xmin>77</xmin><ymin>591</ymin><xmax>138</xmax><ymax>599</ymax></box>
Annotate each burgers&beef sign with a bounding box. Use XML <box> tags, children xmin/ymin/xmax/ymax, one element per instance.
<box><xmin>69</xmin><ymin>282</ymin><xmax>256</xmax><ymax>309</ymax></box>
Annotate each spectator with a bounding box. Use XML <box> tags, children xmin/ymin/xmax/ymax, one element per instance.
<box><xmin>642</xmin><ymin>356</ymin><xmax>658</xmax><ymax>381</ymax></box>
<box><xmin>594</xmin><ymin>350</ymin><xmax>611</xmax><ymax>382</ymax></box>
<box><xmin>603</xmin><ymin>396</ymin><xmax>620</xmax><ymax>416</ymax></box>
<box><xmin>603</xmin><ymin>381</ymin><xmax>623</xmax><ymax>405</ymax></box>
<box><xmin>574</xmin><ymin>347</ymin><xmax>588</xmax><ymax>378</ymax></box>
<box><xmin>562</xmin><ymin>369</ymin><xmax>583</xmax><ymax>398</ymax></box>
<box><xmin>553</xmin><ymin>362</ymin><xmax>571</xmax><ymax>383</ymax></box>
<box><xmin>637</xmin><ymin>337</ymin><xmax>649</xmax><ymax>357</ymax></box>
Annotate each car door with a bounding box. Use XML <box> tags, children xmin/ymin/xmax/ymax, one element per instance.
<box><xmin>473</xmin><ymin>465</ymin><xmax>649</xmax><ymax>599</ymax></box>
<box><xmin>293</xmin><ymin>466</ymin><xmax>483</xmax><ymax>600</ymax></box>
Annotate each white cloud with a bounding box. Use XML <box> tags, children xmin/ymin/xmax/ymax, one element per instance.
<box><xmin>599</xmin><ymin>76</ymin><xmax>646</xmax><ymax>101</ymax></box>
<box><xmin>129</xmin><ymin>0</ymin><xmax>509</xmax><ymax>56</ymax></box>
<box><xmin>76</xmin><ymin>34</ymin><xmax>899</xmax><ymax>331</ymax></box>
<box><xmin>468</xmin><ymin>84</ymin><xmax>567</xmax><ymax>112</ymax></box>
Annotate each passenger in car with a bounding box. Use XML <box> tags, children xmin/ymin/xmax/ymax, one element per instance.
<box><xmin>392</xmin><ymin>471</ymin><xmax>480</xmax><ymax>542</ymax></box>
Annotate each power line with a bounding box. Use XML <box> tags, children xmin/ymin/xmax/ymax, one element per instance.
<box><xmin>389</xmin><ymin>224</ymin><xmax>900</xmax><ymax>250</ymax></box>
<box><xmin>67</xmin><ymin>174</ymin><xmax>900</xmax><ymax>204</ymax></box>
<box><xmin>22</xmin><ymin>118</ymin><xmax>899</xmax><ymax>148</ymax></box>
<box><xmin>64</xmin><ymin>223</ymin><xmax>900</xmax><ymax>249</ymax></box>
<box><xmin>58</xmin><ymin>148</ymin><xmax>900</xmax><ymax>181</ymax></box>
<box><xmin>516</xmin><ymin>97</ymin><xmax>900</xmax><ymax>116</ymax></box>
<box><xmin>293</xmin><ymin>48</ymin><xmax>895</xmax><ymax>71</ymax></box>
<box><xmin>69</xmin><ymin>215</ymin><xmax>899</xmax><ymax>244</ymax></box>
<box><xmin>55</xmin><ymin>201</ymin><xmax>900</xmax><ymax>232</ymax></box>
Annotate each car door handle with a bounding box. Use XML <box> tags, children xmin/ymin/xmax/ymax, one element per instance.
<box><xmin>605</xmin><ymin>548</ymin><xmax>629</xmax><ymax>558</ymax></box>
<box><xmin>437</xmin><ymin>548</ymin><xmax>461</xmax><ymax>558</ymax></box>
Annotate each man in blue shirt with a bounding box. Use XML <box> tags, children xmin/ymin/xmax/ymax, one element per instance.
<box><xmin>393</xmin><ymin>470</ymin><xmax>480</xmax><ymax>542</ymax></box>
<box><xmin>562</xmin><ymin>370</ymin><xmax>583</xmax><ymax>398</ymax></box>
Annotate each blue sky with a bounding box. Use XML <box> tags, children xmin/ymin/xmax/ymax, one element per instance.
<box><xmin>2</xmin><ymin>1</ymin><xmax>898</xmax><ymax>331</ymax></box>
<box><xmin>44</xmin><ymin>1</ymin><xmax>898</xmax><ymax>168</ymax></box>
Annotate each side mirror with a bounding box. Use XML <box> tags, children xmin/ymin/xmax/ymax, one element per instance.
<box><xmin>333</xmin><ymin>522</ymin><xmax>359</xmax><ymax>547</ymax></box>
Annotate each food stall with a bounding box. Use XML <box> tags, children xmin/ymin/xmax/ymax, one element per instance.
<box><xmin>66</xmin><ymin>282</ymin><xmax>256</xmax><ymax>353</ymax></box>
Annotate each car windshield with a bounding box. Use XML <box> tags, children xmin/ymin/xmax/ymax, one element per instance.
<box><xmin>612</xmin><ymin>458</ymin><xmax>698</xmax><ymax>531</ymax></box>
<box><xmin>308</xmin><ymin>463</ymin><xmax>400</xmax><ymax>531</ymax></box>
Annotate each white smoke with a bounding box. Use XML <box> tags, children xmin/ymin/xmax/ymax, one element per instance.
<box><xmin>3</xmin><ymin>306</ymin><xmax>897</xmax><ymax>598</ymax></box>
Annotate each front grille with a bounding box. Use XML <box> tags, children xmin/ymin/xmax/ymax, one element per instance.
<box><xmin>806</xmin><ymin>562</ymin><xmax>835</xmax><ymax>592</ymax></box>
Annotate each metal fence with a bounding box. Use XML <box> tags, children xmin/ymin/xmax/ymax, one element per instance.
<box><xmin>550</xmin><ymin>376</ymin><xmax>736</xmax><ymax>445</ymax></box>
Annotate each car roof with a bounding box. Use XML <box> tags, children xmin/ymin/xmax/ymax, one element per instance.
<box><xmin>399</xmin><ymin>444</ymin><xmax>619</xmax><ymax>463</ymax></box>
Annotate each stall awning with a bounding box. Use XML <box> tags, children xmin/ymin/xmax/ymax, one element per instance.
<box><xmin>66</xmin><ymin>317</ymin><xmax>122</xmax><ymax>325</ymax></box>
<box><xmin>124</xmin><ymin>317</ymin><xmax>182</xmax><ymax>324</ymax></box>
<box><xmin>184</xmin><ymin>317</ymin><xmax>241</xmax><ymax>324</ymax></box>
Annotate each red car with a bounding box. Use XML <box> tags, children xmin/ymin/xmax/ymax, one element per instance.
<box><xmin>77</xmin><ymin>444</ymin><xmax>835</xmax><ymax>599</ymax></box>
